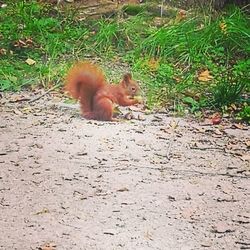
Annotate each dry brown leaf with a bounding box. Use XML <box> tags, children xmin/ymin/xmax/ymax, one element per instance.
<box><xmin>230</xmin><ymin>104</ymin><xmax>237</xmax><ymax>111</ymax></box>
<box><xmin>181</xmin><ymin>207</ymin><xmax>196</xmax><ymax>219</ymax></box>
<box><xmin>0</xmin><ymin>48</ymin><xmax>7</xmax><ymax>55</ymax></box>
<box><xmin>196</xmin><ymin>127</ymin><xmax>206</xmax><ymax>133</ymax></box>
<box><xmin>13</xmin><ymin>109</ymin><xmax>23</xmax><ymax>115</ymax></box>
<box><xmin>160</xmin><ymin>127</ymin><xmax>171</xmax><ymax>133</ymax></box>
<box><xmin>212</xmin><ymin>222</ymin><xmax>235</xmax><ymax>233</ymax></box>
<box><xmin>14</xmin><ymin>39</ymin><xmax>26</xmax><ymax>47</ymax></box>
<box><xmin>240</xmin><ymin>154</ymin><xmax>250</xmax><ymax>162</ymax></box>
<box><xmin>175</xmin><ymin>9</ymin><xmax>187</xmax><ymax>23</ymax></box>
<box><xmin>124</xmin><ymin>112</ymin><xmax>134</xmax><ymax>120</ymax></box>
<box><xmin>144</xmin><ymin>230</ymin><xmax>153</xmax><ymax>240</ymax></box>
<box><xmin>9</xmin><ymin>95</ymin><xmax>30</xmax><ymax>102</ymax></box>
<box><xmin>198</xmin><ymin>70</ymin><xmax>213</xmax><ymax>82</ymax></box>
<box><xmin>117</xmin><ymin>187</ymin><xmax>129</xmax><ymax>192</ymax></box>
<box><xmin>213</xmin><ymin>129</ymin><xmax>223</xmax><ymax>136</ymax></box>
<box><xmin>137</xmin><ymin>114</ymin><xmax>145</xmax><ymax>121</ymax></box>
<box><xmin>35</xmin><ymin>208</ymin><xmax>49</xmax><ymax>215</ymax></box>
<box><xmin>231</xmin><ymin>123</ymin><xmax>245</xmax><ymax>130</ymax></box>
<box><xmin>39</xmin><ymin>242</ymin><xmax>56</xmax><ymax>250</ymax></box>
<box><xmin>14</xmin><ymin>38</ymin><xmax>34</xmax><ymax>48</ymax></box>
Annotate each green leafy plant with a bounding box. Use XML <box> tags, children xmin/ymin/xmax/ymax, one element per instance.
<box><xmin>92</xmin><ymin>20</ymin><xmax>119</xmax><ymax>52</ymax></box>
<box><xmin>183</xmin><ymin>96</ymin><xmax>201</xmax><ymax>113</ymax></box>
<box><xmin>237</xmin><ymin>105</ymin><xmax>250</xmax><ymax>123</ymax></box>
<box><xmin>0</xmin><ymin>1</ymin><xmax>88</xmax><ymax>90</ymax></box>
<box><xmin>212</xmin><ymin>74</ymin><xmax>246</xmax><ymax>108</ymax></box>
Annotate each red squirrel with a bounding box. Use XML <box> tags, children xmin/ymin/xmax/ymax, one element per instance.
<box><xmin>65</xmin><ymin>61</ymin><xmax>140</xmax><ymax>121</ymax></box>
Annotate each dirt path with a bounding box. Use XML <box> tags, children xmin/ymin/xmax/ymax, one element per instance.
<box><xmin>0</xmin><ymin>91</ymin><xmax>249</xmax><ymax>250</ymax></box>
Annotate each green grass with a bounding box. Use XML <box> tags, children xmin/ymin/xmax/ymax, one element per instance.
<box><xmin>0</xmin><ymin>1</ymin><xmax>249</xmax><ymax>120</ymax></box>
<box><xmin>237</xmin><ymin>105</ymin><xmax>250</xmax><ymax>123</ymax></box>
<box><xmin>212</xmin><ymin>74</ymin><xmax>247</xmax><ymax>108</ymax></box>
<box><xmin>0</xmin><ymin>1</ymin><xmax>89</xmax><ymax>90</ymax></box>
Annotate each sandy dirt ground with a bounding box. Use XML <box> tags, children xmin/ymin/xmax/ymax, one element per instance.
<box><xmin>0</xmin><ymin>91</ymin><xmax>249</xmax><ymax>250</ymax></box>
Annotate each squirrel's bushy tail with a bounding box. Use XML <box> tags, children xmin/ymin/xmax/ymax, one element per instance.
<box><xmin>65</xmin><ymin>61</ymin><xmax>105</xmax><ymax>115</ymax></box>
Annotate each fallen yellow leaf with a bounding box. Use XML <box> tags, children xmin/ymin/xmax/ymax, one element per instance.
<box><xmin>219</xmin><ymin>22</ymin><xmax>227</xmax><ymax>34</ymax></box>
<box><xmin>25</xmin><ymin>58</ymin><xmax>36</xmax><ymax>65</ymax></box>
<box><xmin>198</xmin><ymin>70</ymin><xmax>213</xmax><ymax>82</ymax></box>
<box><xmin>113</xmin><ymin>106</ymin><xmax>122</xmax><ymax>115</ymax></box>
<box><xmin>147</xmin><ymin>58</ymin><xmax>160</xmax><ymax>72</ymax></box>
<box><xmin>170</xmin><ymin>120</ymin><xmax>178</xmax><ymax>130</ymax></box>
<box><xmin>21</xmin><ymin>107</ymin><xmax>33</xmax><ymax>113</ymax></box>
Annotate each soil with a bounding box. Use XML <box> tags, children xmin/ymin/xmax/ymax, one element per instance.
<box><xmin>0</xmin><ymin>90</ymin><xmax>249</xmax><ymax>250</ymax></box>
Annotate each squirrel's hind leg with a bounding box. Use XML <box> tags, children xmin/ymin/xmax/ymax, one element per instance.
<box><xmin>93</xmin><ymin>97</ymin><xmax>113</xmax><ymax>121</ymax></box>
<box><xmin>82</xmin><ymin>112</ymin><xmax>95</xmax><ymax>120</ymax></box>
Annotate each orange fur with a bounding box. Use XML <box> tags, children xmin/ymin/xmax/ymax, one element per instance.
<box><xmin>65</xmin><ymin>61</ymin><xmax>140</xmax><ymax>121</ymax></box>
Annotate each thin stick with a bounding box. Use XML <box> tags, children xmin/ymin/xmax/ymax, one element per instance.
<box><xmin>190</xmin><ymin>146</ymin><xmax>225</xmax><ymax>151</ymax></box>
<box><xmin>160</xmin><ymin>0</ymin><xmax>164</xmax><ymax>18</ymax></box>
<box><xmin>28</xmin><ymin>81</ymin><xmax>61</xmax><ymax>103</ymax></box>
<box><xmin>166</xmin><ymin>134</ymin><xmax>175</xmax><ymax>160</ymax></box>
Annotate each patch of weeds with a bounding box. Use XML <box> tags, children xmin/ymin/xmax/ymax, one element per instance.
<box><xmin>122</xmin><ymin>4</ymin><xmax>146</xmax><ymax>16</ymax></box>
<box><xmin>232</xmin><ymin>59</ymin><xmax>250</xmax><ymax>90</ymax></box>
<box><xmin>128</xmin><ymin>6</ymin><xmax>249</xmax><ymax>116</ymax></box>
<box><xmin>212</xmin><ymin>73</ymin><xmax>247</xmax><ymax>108</ymax></box>
<box><xmin>0</xmin><ymin>1</ymin><xmax>249</xmax><ymax>121</ymax></box>
<box><xmin>132</xmin><ymin>58</ymin><xmax>180</xmax><ymax>107</ymax></box>
<box><xmin>183</xmin><ymin>97</ymin><xmax>201</xmax><ymax>113</ymax></box>
<box><xmin>174</xmin><ymin>102</ymin><xmax>186</xmax><ymax>116</ymax></box>
<box><xmin>120</xmin><ymin>14</ymin><xmax>150</xmax><ymax>49</ymax></box>
<box><xmin>0</xmin><ymin>59</ymin><xmax>39</xmax><ymax>91</ymax></box>
<box><xmin>141</xmin><ymin>17</ymin><xmax>201</xmax><ymax>63</ymax></box>
<box><xmin>140</xmin><ymin>7</ymin><xmax>249</xmax><ymax>66</ymax></box>
<box><xmin>90</xmin><ymin>14</ymin><xmax>149</xmax><ymax>56</ymax></box>
<box><xmin>237</xmin><ymin>105</ymin><xmax>250</xmax><ymax>124</ymax></box>
<box><xmin>92</xmin><ymin>20</ymin><xmax>119</xmax><ymax>53</ymax></box>
<box><xmin>0</xmin><ymin>0</ymin><xmax>89</xmax><ymax>90</ymax></box>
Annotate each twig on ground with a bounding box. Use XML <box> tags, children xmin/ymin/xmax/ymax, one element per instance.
<box><xmin>166</xmin><ymin>134</ymin><xmax>175</xmax><ymax>160</ymax></box>
<box><xmin>28</xmin><ymin>81</ymin><xmax>61</xmax><ymax>103</ymax></box>
<box><xmin>190</xmin><ymin>146</ymin><xmax>225</xmax><ymax>151</ymax></box>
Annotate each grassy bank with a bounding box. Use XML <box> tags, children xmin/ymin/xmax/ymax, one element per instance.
<box><xmin>0</xmin><ymin>1</ymin><xmax>249</xmax><ymax>122</ymax></box>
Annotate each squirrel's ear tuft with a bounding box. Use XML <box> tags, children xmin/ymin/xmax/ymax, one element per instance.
<box><xmin>123</xmin><ymin>73</ymin><xmax>132</xmax><ymax>84</ymax></box>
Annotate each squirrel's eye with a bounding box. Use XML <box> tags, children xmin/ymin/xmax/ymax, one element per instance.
<box><xmin>131</xmin><ymin>87</ymin><xmax>136</xmax><ymax>91</ymax></box>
